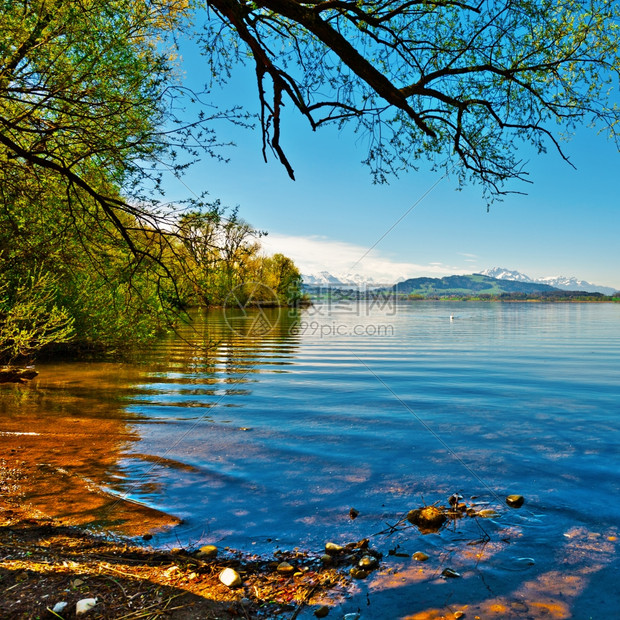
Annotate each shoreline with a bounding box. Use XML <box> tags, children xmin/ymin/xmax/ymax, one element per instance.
<box><xmin>0</xmin><ymin>469</ymin><xmax>351</xmax><ymax>619</ymax></box>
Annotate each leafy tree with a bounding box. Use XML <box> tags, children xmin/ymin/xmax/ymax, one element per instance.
<box><xmin>203</xmin><ymin>0</ymin><xmax>620</xmax><ymax>194</ymax></box>
<box><xmin>260</xmin><ymin>253</ymin><xmax>304</xmax><ymax>305</ymax></box>
<box><xmin>0</xmin><ymin>271</ymin><xmax>74</xmax><ymax>365</ymax></box>
<box><xmin>2</xmin><ymin>0</ymin><xmax>618</xmax><ymax>362</ymax></box>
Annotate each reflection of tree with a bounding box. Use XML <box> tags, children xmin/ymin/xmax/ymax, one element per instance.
<box><xmin>1</xmin><ymin>309</ymin><xmax>301</xmax><ymax>534</ymax></box>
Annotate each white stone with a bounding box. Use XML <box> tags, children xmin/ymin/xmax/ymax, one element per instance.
<box><xmin>219</xmin><ymin>567</ymin><xmax>242</xmax><ymax>587</ymax></box>
<box><xmin>52</xmin><ymin>602</ymin><xmax>68</xmax><ymax>613</ymax></box>
<box><xmin>75</xmin><ymin>598</ymin><xmax>98</xmax><ymax>615</ymax></box>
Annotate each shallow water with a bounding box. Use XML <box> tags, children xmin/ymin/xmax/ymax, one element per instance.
<box><xmin>3</xmin><ymin>301</ymin><xmax>620</xmax><ymax>618</ymax></box>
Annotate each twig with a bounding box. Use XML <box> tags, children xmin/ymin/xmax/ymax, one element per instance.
<box><xmin>290</xmin><ymin>583</ymin><xmax>320</xmax><ymax>620</ymax></box>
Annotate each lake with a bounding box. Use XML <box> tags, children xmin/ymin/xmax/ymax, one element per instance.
<box><xmin>3</xmin><ymin>301</ymin><xmax>620</xmax><ymax>618</ymax></box>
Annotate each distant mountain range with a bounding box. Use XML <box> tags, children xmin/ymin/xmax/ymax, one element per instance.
<box><xmin>302</xmin><ymin>271</ymin><xmax>383</xmax><ymax>288</ymax></box>
<box><xmin>479</xmin><ymin>267</ymin><xmax>617</xmax><ymax>295</ymax></box>
<box><xmin>302</xmin><ymin>267</ymin><xmax>617</xmax><ymax>295</ymax></box>
<box><xmin>391</xmin><ymin>274</ymin><xmax>560</xmax><ymax>296</ymax></box>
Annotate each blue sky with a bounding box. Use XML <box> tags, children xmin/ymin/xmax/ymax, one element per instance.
<box><xmin>164</xmin><ymin>34</ymin><xmax>620</xmax><ymax>289</ymax></box>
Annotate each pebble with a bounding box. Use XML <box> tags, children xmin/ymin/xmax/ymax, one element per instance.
<box><xmin>441</xmin><ymin>568</ymin><xmax>461</xmax><ymax>579</ymax></box>
<box><xmin>349</xmin><ymin>507</ymin><xmax>359</xmax><ymax>520</ymax></box>
<box><xmin>277</xmin><ymin>561</ymin><xmax>295</xmax><ymax>574</ymax></box>
<box><xmin>314</xmin><ymin>605</ymin><xmax>330</xmax><ymax>617</ymax></box>
<box><xmin>412</xmin><ymin>552</ymin><xmax>429</xmax><ymax>562</ymax></box>
<box><xmin>358</xmin><ymin>555</ymin><xmax>378</xmax><ymax>569</ymax></box>
<box><xmin>325</xmin><ymin>542</ymin><xmax>344</xmax><ymax>554</ymax></box>
<box><xmin>514</xmin><ymin>557</ymin><xmax>535</xmax><ymax>567</ymax></box>
<box><xmin>454</xmin><ymin>612</ymin><xmax>465</xmax><ymax>619</ymax></box>
<box><xmin>219</xmin><ymin>567</ymin><xmax>242</xmax><ymax>587</ymax></box>
<box><xmin>196</xmin><ymin>544</ymin><xmax>218</xmax><ymax>559</ymax></box>
<box><xmin>349</xmin><ymin>568</ymin><xmax>369</xmax><ymax>579</ymax></box>
<box><xmin>407</xmin><ymin>506</ymin><xmax>447</xmax><ymax>529</ymax></box>
<box><xmin>72</xmin><ymin>578</ymin><xmax>84</xmax><ymax>587</ymax></box>
<box><xmin>344</xmin><ymin>614</ymin><xmax>361</xmax><ymax>620</ymax></box>
<box><xmin>52</xmin><ymin>602</ymin><xmax>68</xmax><ymax>613</ymax></box>
<box><xmin>320</xmin><ymin>554</ymin><xmax>333</xmax><ymax>565</ymax></box>
<box><xmin>76</xmin><ymin>598</ymin><xmax>98</xmax><ymax>615</ymax></box>
<box><xmin>476</xmin><ymin>509</ymin><xmax>500</xmax><ymax>519</ymax></box>
<box><xmin>506</xmin><ymin>494</ymin><xmax>525</xmax><ymax>508</ymax></box>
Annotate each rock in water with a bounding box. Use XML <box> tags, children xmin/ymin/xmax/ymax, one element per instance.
<box><xmin>407</xmin><ymin>506</ymin><xmax>447</xmax><ymax>531</ymax></box>
<box><xmin>219</xmin><ymin>567</ymin><xmax>242</xmax><ymax>587</ymax></box>
<box><xmin>197</xmin><ymin>544</ymin><xmax>218</xmax><ymax>559</ymax></box>
<box><xmin>314</xmin><ymin>605</ymin><xmax>330</xmax><ymax>618</ymax></box>
<box><xmin>441</xmin><ymin>568</ymin><xmax>461</xmax><ymax>579</ymax></box>
<box><xmin>506</xmin><ymin>494</ymin><xmax>525</xmax><ymax>508</ymax></box>
<box><xmin>412</xmin><ymin>551</ymin><xmax>429</xmax><ymax>562</ymax></box>
<box><xmin>0</xmin><ymin>367</ymin><xmax>38</xmax><ymax>384</ymax></box>
<box><xmin>76</xmin><ymin>598</ymin><xmax>98</xmax><ymax>615</ymax></box>
<box><xmin>358</xmin><ymin>555</ymin><xmax>378</xmax><ymax>569</ymax></box>
<box><xmin>349</xmin><ymin>507</ymin><xmax>359</xmax><ymax>520</ymax></box>
<box><xmin>325</xmin><ymin>542</ymin><xmax>344</xmax><ymax>554</ymax></box>
<box><xmin>349</xmin><ymin>568</ymin><xmax>369</xmax><ymax>579</ymax></box>
<box><xmin>476</xmin><ymin>509</ymin><xmax>500</xmax><ymax>519</ymax></box>
<box><xmin>276</xmin><ymin>561</ymin><xmax>295</xmax><ymax>574</ymax></box>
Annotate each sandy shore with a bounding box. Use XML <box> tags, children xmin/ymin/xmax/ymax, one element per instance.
<box><xmin>0</xmin><ymin>457</ymin><xmax>353</xmax><ymax>619</ymax></box>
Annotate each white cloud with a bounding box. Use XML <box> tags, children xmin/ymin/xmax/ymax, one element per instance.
<box><xmin>260</xmin><ymin>232</ymin><xmax>469</xmax><ymax>284</ymax></box>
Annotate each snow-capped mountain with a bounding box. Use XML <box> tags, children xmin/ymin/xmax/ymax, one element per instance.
<box><xmin>302</xmin><ymin>271</ymin><xmax>389</xmax><ymax>288</ymax></box>
<box><xmin>479</xmin><ymin>267</ymin><xmax>533</xmax><ymax>283</ymax></box>
<box><xmin>480</xmin><ymin>267</ymin><xmax>616</xmax><ymax>295</ymax></box>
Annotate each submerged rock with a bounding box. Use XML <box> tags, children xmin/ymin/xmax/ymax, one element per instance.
<box><xmin>349</xmin><ymin>507</ymin><xmax>360</xmax><ymax>520</ymax></box>
<box><xmin>412</xmin><ymin>551</ymin><xmax>429</xmax><ymax>562</ymax></box>
<box><xmin>219</xmin><ymin>567</ymin><xmax>242</xmax><ymax>587</ymax></box>
<box><xmin>476</xmin><ymin>509</ymin><xmax>500</xmax><ymax>519</ymax></box>
<box><xmin>358</xmin><ymin>555</ymin><xmax>378</xmax><ymax>570</ymax></box>
<box><xmin>349</xmin><ymin>567</ymin><xmax>369</xmax><ymax>579</ymax></box>
<box><xmin>441</xmin><ymin>568</ymin><xmax>461</xmax><ymax>579</ymax></box>
<box><xmin>506</xmin><ymin>494</ymin><xmax>525</xmax><ymax>508</ymax></box>
<box><xmin>314</xmin><ymin>605</ymin><xmax>330</xmax><ymax>617</ymax></box>
<box><xmin>325</xmin><ymin>542</ymin><xmax>344</xmax><ymax>554</ymax></box>
<box><xmin>196</xmin><ymin>544</ymin><xmax>218</xmax><ymax>559</ymax></box>
<box><xmin>407</xmin><ymin>506</ymin><xmax>447</xmax><ymax>531</ymax></box>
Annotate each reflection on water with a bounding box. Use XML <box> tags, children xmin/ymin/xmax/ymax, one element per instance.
<box><xmin>2</xmin><ymin>302</ymin><xmax>620</xmax><ymax>617</ymax></box>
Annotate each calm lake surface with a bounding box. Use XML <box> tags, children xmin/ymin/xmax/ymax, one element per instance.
<box><xmin>4</xmin><ymin>301</ymin><xmax>620</xmax><ymax>617</ymax></box>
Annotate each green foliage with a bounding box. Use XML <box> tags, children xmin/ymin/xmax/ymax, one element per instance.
<box><xmin>0</xmin><ymin>271</ymin><xmax>74</xmax><ymax>365</ymax></box>
<box><xmin>177</xmin><ymin>209</ymin><xmax>304</xmax><ymax>307</ymax></box>
<box><xmin>203</xmin><ymin>0</ymin><xmax>620</xmax><ymax>196</ymax></box>
<box><xmin>0</xmin><ymin>1</ymin><xmax>300</xmax><ymax>361</ymax></box>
